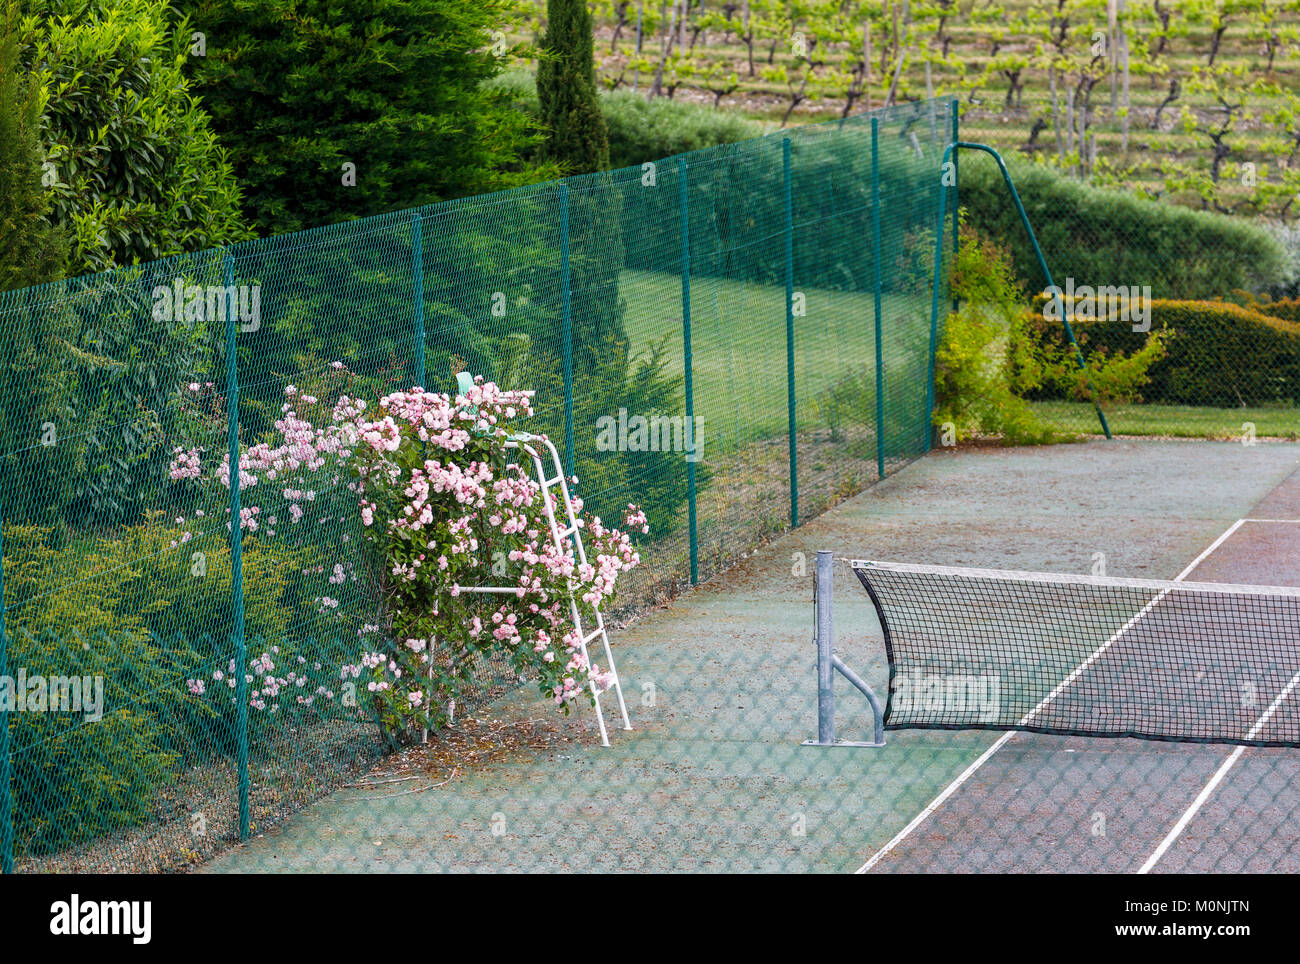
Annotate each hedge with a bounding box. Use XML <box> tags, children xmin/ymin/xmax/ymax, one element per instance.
<box><xmin>1248</xmin><ymin>297</ymin><xmax>1300</xmax><ymax>324</ymax></box>
<box><xmin>961</xmin><ymin>156</ymin><xmax>1289</xmax><ymax>300</ymax></box>
<box><xmin>1020</xmin><ymin>296</ymin><xmax>1300</xmax><ymax>407</ymax></box>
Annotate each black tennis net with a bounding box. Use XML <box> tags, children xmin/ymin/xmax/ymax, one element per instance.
<box><xmin>851</xmin><ymin>560</ymin><xmax>1300</xmax><ymax>748</ymax></box>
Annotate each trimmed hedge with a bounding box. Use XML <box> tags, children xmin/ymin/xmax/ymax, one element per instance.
<box><xmin>1020</xmin><ymin>296</ymin><xmax>1300</xmax><ymax>407</ymax></box>
<box><xmin>1249</xmin><ymin>297</ymin><xmax>1300</xmax><ymax>324</ymax></box>
<box><xmin>961</xmin><ymin>156</ymin><xmax>1288</xmax><ymax>300</ymax></box>
<box><xmin>599</xmin><ymin>90</ymin><xmax>764</xmax><ymax>169</ymax></box>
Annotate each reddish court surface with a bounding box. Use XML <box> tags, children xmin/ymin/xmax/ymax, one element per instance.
<box><xmin>865</xmin><ymin>464</ymin><xmax>1300</xmax><ymax>874</ymax></box>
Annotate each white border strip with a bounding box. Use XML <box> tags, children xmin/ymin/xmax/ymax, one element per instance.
<box><xmin>855</xmin><ymin>518</ymin><xmax>1249</xmax><ymax>874</ymax></box>
<box><xmin>849</xmin><ymin>554</ymin><xmax>1299</xmax><ymax>598</ymax></box>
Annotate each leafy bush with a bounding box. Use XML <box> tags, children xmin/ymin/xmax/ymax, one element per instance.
<box><xmin>600</xmin><ymin>90</ymin><xmax>764</xmax><ymax>170</ymax></box>
<box><xmin>935</xmin><ymin>223</ymin><xmax>1167</xmax><ymax>444</ymax></box>
<box><xmin>177</xmin><ymin>0</ymin><xmax>556</xmax><ymax>236</ymax></box>
<box><xmin>1020</xmin><ymin>296</ymin><xmax>1300</xmax><ymax>408</ymax></box>
<box><xmin>960</xmin><ymin>154</ymin><xmax>1288</xmax><ymax>300</ymax></box>
<box><xmin>21</xmin><ymin>0</ymin><xmax>250</xmax><ymax>274</ymax></box>
<box><xmin>1240</xmin><ymin>295</ymin><xmax>1300</xmax><ymax>325</ymax></box>
<box><xmin>933</xmin><ymin>308</ymin><xmax>1064</xmax><ymax>446</ymax></box>
<box><xmin>537</xmin><ymin>0</ymin><xmax>608</xmax><ymax>174</ymax></box>
<box><xmin>3</xmin><ymin>523</ymin><xmax>183</xmax><ymax>853</ymax></box>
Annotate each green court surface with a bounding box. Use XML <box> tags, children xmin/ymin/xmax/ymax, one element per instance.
<box><xmin>204</xmin><ymin>440</ymin><xmax>1300</xmax><ymax>873</ymax></box>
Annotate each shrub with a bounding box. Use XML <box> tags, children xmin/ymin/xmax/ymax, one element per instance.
<box><xmin>936</xmin><ymin>223</ymin><xmax>1166</xmax><ymax>444</ymax></box>
<box><xmin>3</xmin><ymin>523</ymin><xmax>183</xmax><ymax>853</ymax></box>
<box><xmin>1241</xmin><ymin>296</ymin><xmax>1300</xmax><ymax>325</ymax></box>
<box><xmin>0</xmin><ymin>0</ymin><xmax>67</xmax><ymax>291</ymax></box>
<box><xmin>1021</xmin><ymin>296</ymin><xmax>1300</xmax><ymax>407</ymax></box>
<box><xmin>177</xmin><ymin>0</ymin><xmax>556</xmax><ymax>235</ymax></box>
<box><xmin>21</xmin><ymin>0</ymin><xmax>250</xmax><ymax>274</ymax></box>
<box><xmin>600</xmin><ymin>90</ymin><xmax>764</xmax><ymax>170</ymax></box>
<box><xmin>537</xmin><ymin>0</ymin><xmax>609</xmax><ymax>174</ymax></box>
<box><xmin>933</xmin><ymin>307</ymin><xmax>1065</xmax><ymax>446</ymax></box>
<box><xmin>959</xmin><ymin>154</ymin><xmax>1288</xmax><ymax>299</ymax></box>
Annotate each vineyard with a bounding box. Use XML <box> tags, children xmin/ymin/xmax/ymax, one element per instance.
<box><xmin>512</xmin><ymin>1</ymin><xmax>1300</xmax><ymax>220</ymax></box>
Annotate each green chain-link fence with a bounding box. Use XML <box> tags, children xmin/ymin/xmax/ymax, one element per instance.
<box><xmin>0</xmin><ymin>98</ymin><xmax>956</xmax><ymax>872</ymax></box>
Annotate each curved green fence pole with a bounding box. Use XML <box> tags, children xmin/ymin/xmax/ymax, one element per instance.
<box><xmin>225</xmin><ymin>250</ymin><xmax>250</xmax><ymax>841</ymax></box>
<box><xmin>927</xmin><ymin>141</ymin><xmax>1112</xmax><ymax>440</ymax></box>
<box><xmin>951</xmin><ymin>100</ymin><xmax>960</xmax><ymax>314</ymax></box>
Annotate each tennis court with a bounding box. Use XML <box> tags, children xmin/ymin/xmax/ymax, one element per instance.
<box><xmin>203</xmin><ymin>438</ymin><xmax>1300</xmax><ymax>873</ymax></box>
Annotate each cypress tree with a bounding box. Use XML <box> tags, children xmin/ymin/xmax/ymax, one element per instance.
<box><xmin>537</xmin><ymin>0</ymin><xmax>610</xmax><ymax>173</ymax></box>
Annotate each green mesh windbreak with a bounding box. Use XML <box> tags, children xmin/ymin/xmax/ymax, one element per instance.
<box><xmin>0</xmin><ymin>98</ymin><xmax>955</xmax><ymax>872</ymax></box>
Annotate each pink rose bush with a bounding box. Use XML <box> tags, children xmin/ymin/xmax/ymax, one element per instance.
<box><xmin>178</xmin><ymin>365</ymin><xmax>644</xmax><ymax>744</ymax></box>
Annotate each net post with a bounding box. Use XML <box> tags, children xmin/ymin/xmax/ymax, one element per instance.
<box><xmin>559</xmin><ymin>181</ymin><xmax>575</xmax><ymax>479</ymax></box>
<box><xmin>783</xmin><ymin>136</ymin><xmax>798</xmax><ymax>528</ymax></box>
<box><xmin>225</xmin><ymin>249</ymin><xmax>250</xmax><ymax>842</ymax></box>
<box><xmin>412</xmin><ymin>211</ymin><xmax>425</xmax><ymax>389</ymax></box>
<box><xmin>678</xmin><ymin>156</ymin><xmax>698</xmax><ymax>586</ymax></box>
<box><xmin>0</xmin><ymin>508</ymin><xmax>11</xmax><ymax>874</ymax></box>
<box><xmin>815</xmin><ymin>550</ymin><xmax>835</xmax><ymax>744</ymax></box>
<box><xmin>804</xmin><ymin>553</ymin><xmax>887</xmax><ymax>748</ymax></box>
<box><xmin>871</xmin><ymin>117</ymin><xmax>886</xmax><ymax>481</ymax></box>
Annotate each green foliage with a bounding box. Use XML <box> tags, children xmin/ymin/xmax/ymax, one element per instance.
<box><xmin>537</xmin><ymin>0</ymin><xmax>609</xmax><ymax>174</ymax></box>
<box><xmin>0</xmin><ymin>0</ymin><xmax>66</xmax><ymax>291</ymax></box>
<box><xmin>933</xmin><ymin>307</ymin><xmax>1065</xmax><ymax>446</ymax></box>
<box><xmin>178</xmin><ymin>0</ymin><xmax>555</xmax><ymax>236</ymax></box>
<box><xmin>936</xmin><ymin>224</ymin><xmax>1168</xmax><ymax>444</ymax></box>
<box><xmin>2</xmin><ymin>513</ymin><xmax>343</xmax><ymax>851</ymax></box>
<box><xmin>21</xmin><ymin>0</ymin><xmax>250</xmax><ymax>274</ymax></box>
<box><xmin>0</xmin><ymin>3</ymin><xmax>74</xmax><ymax>527</ymax></box>
<box><xmin>484</xmin><ymin>69</ymin><xmax>764</xmax><ymax>171</ymax></box>
<box><xmin>933</xmin><ymin>222</ymin><xmax>1062</xmax><ymax>444</ymax></box>
<box><xmin>1236</xmin><ymin>294</ymin><xmax>1300</xmax><ymax>324</ymax></box>
<box><xmin>3</xmin><ymin>523</ymin><xmax>182</xmax><ymax>853</ymax></box>
<box><xmin>1021</xmin><ymin>296</ymin><xmax>1300</xmax><ymax>408</ymax></box>
<box><xmin>599</xmin><ymin>90</ymin><xmax>763</xmax><ymax>170</ymax></box>
<box><xmin>960</xmin><ymin>154</ymin><xmax>1288</xmax><ymax>299</ymax></box>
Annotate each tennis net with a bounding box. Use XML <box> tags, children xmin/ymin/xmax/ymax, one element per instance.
<box><xmin>851</xmin><ymin>560</ymin><xmax>1300</xmax><ymax>748</ymax></box>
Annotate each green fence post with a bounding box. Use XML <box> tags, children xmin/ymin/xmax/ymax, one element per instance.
<box><xmin>678</xmin><ymin>156</ymin><xmax>699</xmax><ymax>586</ymax></box>
<box><xmin>412</xmin><ymin>212</ymin><xmax>425</xmax><ymax>388</ymax></box>
<box><xmin>951</xmin><ymin>99</ymin><xmax>960</xmax><ymax>314</ymax></box>
<box><xmin>560</xmin><ymin>181</ymin><xmax>575</xmax><ymax>480</ymax></box>
<box><xmin>783</xmin><ymin>137</ymin><xmax>798</xmax><ymax>528</ymax></box>
<box><xmin>225</xmin><ymin>250</ymin><xmax>250</xmax><ymax>842</ymax></box>
<box><xmin>872</xmin><ymin>118</ymin><xmax>887</xmax><ymax>480</ymax></box>
<box><xmin>0</xmin><ymin>510</ymin><xmax>10</xmax><ymax>874</ymax></box>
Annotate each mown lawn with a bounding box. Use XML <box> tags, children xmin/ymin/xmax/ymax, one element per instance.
<box><xmin>1030</xmin><ymin>400</ymin><xmax>1300</xmax><ymax>441</ymax></box>
<box><xmin>619</xmin><ymin>268</ymin><xmax>931</xmax><ymax>446</ymax></box>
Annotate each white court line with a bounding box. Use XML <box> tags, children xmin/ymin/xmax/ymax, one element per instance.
<box><xmin>1137</xmin><ymin>515</ymin><xmax>1300</xmax><ymax>873</ymax></box>
<box><xmin>1138</xmin><ymin>668</ymin><xmax>1300</xmax><ymax>874</ymax></box>
<box><xmin>855</xmin><ymin>518</ymin><xmax>1247</xmax><ymax>874</ymax></box>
